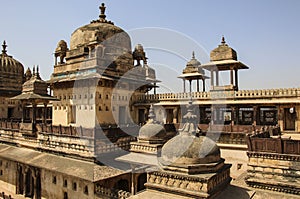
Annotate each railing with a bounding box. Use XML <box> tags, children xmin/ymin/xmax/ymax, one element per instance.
<box><xmin>95</xmin><ymin>136</ymin><xmax>136</xmax><ymax>154</ymax></box>
<box><xmin>95</xmin><ymin>185</ymin><xmax>131</xmax><ymax>199</ymax></box>
<box><xmin>0</xmin><ymin>120</ymin><xmax>20</xmax><ymax>131</ymax></box>
<box><xmin>133</xmin><ymin>87</ymin><xmax>300</xmax><ymax>103</ymax></box>
<box><xmin>245</xmin><ymin>126</ymin><xmax>300</xmax><ymax>154</ymax></box>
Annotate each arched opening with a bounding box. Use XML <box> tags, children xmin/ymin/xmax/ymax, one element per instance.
<box><xmin>115</xmin><ymin>179</ymin><xmax>129</xmax><ymax>192</ymax></box>
<box><xmin>36</xmin><ymin>173</ymin><xmax>41</xmax><ymax>199</ymax></box>
<box><xmin>63</xmin><ymin>192</ymin><xmax>68</xmax><ymax>199</ymax></box>
<box><xmin>25</xmin><ymin>169</ymin><xmax>34</xmax><ymax>198</ymax></box>
<box><xmin>17</xmin><ymin>166</ymin><xmax>24</xmax><ymax>194</ymax></box>
<box><xmin>137</xmin><ymin>173</ymin><xmax>147</xmax><ymax>192</ymax></box>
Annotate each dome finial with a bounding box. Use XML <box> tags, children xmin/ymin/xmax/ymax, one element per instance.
<box><xmin>2</xmin><ymin>41</ymin><xmax>7</xmax><ymax>54</ymax></box>
<box><xmin>221</xmin><ymin>35</ymin><xmax>226</xmax><ymax>45</ymax></box>
<box><xmin>192</xmin><ymin>51</ymin><xmax>195</xmax><ymax>59</ymax></box>
<box><xmin>148</xmin><ymin>104</ymin><xmax>155</xmax><ymax>122</ymax></box>
<box><xmin>99</xmin><ymin>3</ymin><xmax>106</xmax><ymax>21</ymax></box>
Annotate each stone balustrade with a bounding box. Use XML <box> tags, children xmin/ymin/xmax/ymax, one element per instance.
<box><xmin>133</xmin><ymin>87</ymin><xmax>300</xmax><ymax>103</ymax></box>
<box><xmin>95</xmin><ymin>185</ymin><xmax>131</xmax><ymax>199</ymax></box>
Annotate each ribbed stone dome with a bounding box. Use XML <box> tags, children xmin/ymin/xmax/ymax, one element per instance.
<box><xmin>0</xmin><ymin>41</ymin><xmax>24</xmax><ymax>96</ymax></box>
<box><xmin>158</xmin><ymin>101</ymin><xmax>223</xmax><ymax>174</ymax></box>
<box><xmin>0</xmin><ymin>41</ymin><xmax>24</xmax><ymax>74</ymax></box>
<box><xmin>160</xmin><ymin>134</ymin><xmax>220</xmax><ymax>165</ymax></box>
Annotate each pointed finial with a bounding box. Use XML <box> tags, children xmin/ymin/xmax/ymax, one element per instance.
<box><xmin>2</xmin><ymin>41</ymin><xmax>7</xmax><ymax>54</ymax></box>
<box><xmin>192</xmin><ymin>51</ymin><xmax>195</xmax><ymax>59</ymax></box>
<box><xmin>33</xmin><ymin>65</ymin><xmax>35</xmax><ymax>75</ymax></box>
<box><xmin>148</xmin><ymin>104</ymin><xmax>155</xmax><ymax>121</ymax></box>
<box><xmin>37</xmin><ymin>65</ymin><xmax>39</xmax><ymax>74</ymax></box>
<box><xmin>221</xmin><ymin>35</ymin><xmax>226</xmax><ymax>44</ymax></box>
<box><xmin>99</xmin><ymin>3</ymin><xmax>106</xmax><ymax>21</ymax></box>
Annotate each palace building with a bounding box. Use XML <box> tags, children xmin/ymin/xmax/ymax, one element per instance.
<box><xmin>0</xmin><ymin>2</ymin><xmax>300</xmax><ymax>199</ymax></box>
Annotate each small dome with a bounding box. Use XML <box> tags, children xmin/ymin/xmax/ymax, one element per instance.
<box><xmin>0</xmin><ymin>41</ymin><xmax>24</xmax><ymax>96</ymax></box>
<box><xmin>138</xmin><ymin>105</ymin><xmax>166</xmax><ymax>141</ymax></box>
<box><xmin>186</xmin><ymin>51</ymin><xmax>201</xmax><ymax>67</ymax></box>
<box><xmin>210</xmin><ymin>36</ymin><xmax>237</xmax><ymax>61</ymax></box>
<box><xmin>183</xmin><ymin>52</ymin><xmax>204</xmax><ymax>74</ymax></box>
<box><xmin>55</xmin><ymin>40</ymin><xmax>68</xmax><ymax>52</ymax></box>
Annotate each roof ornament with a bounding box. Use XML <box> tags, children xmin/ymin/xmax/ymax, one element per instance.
<box><xmin>99</xmin><ymin>3</ymin><xmax>106</xmax><ymax>21</ymax></box>
<box><xmin>2</xmin><ymin>41</ymin><xmax>7</xmax><ymax>54</ymax></box>
<box><xmin>192</xmin><ymin>51</ymin><xmax>195</xmax><ymax>59</ymax></box>
<box><xmin>148</xmin><ymin>104</ymin><xmax>156</xmax><ymax>123</ymax></box>
<box><xmin>91</xmin><ymin>3</ymin><xmax>114</xmax><ymax>25</ymax></box>
<box><xmin>221</xmin><ymin>36</ymin><xmax>226</xmax><ymax>45</ymax></box>
<box><xmin>33</xmin><ymin>65</ymin><xmax>36</xmax><ymax>76</ymax></box>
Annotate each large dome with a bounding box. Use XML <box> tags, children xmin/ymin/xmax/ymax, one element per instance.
<box><xmin>158</xmin><ymin>101</ymin><xmax>224</xmax><ymax>174</ymax></box>
<box><xmin>0</xmin><ymin>41</ymin><xmax>24</xmax><ymax>96</ymax></box>
<box><xmin>70</xmin><ymin>3</ymin><xmax>131</xmax><ymax>51</ymax></box>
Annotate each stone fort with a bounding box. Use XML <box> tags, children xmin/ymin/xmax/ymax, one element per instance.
<box><xmin>0</xmin><ymin>2</ymin><xmax>300</xmax><ymax>199</ymax></box>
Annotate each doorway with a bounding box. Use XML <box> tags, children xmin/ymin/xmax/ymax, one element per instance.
<box><xmin>284</xmin><ymin>108</ymin><xmax>296</xmax><ymax>131</ymax></box>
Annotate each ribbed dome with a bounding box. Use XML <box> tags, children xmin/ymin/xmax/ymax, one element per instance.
<box><xmin>0</xmin><ymin>41</ymin><xmax>24</xmax><ymax>74</ymax></box>
<box><xmin>160</xmin><ymin>134</ymin><xmax>220</xmax><ymax>165</ymax></box>
<box><xmin>70</xmin><ymin>3</ymin><xmax>131</xmax><ymax>51</ymax></box>
<box><xmin>0</xmin><ymin>41</ymin><xmax>24</xmax><ymax>96</ymax></box>
<box><xmin>158</xmin><ymin>101</ymin><xmax>223</xmax><ymax>174</ymax></box>
<box><xmin>210</xmin><ymin>36</ymin><xmax>237</xmax><ymax>61</ymax></box>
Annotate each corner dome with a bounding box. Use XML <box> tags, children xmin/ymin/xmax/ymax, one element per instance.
<box><xmin>0</xmin><ymin>41</ymin><xmax>24</xmax><ymax>75</ymax></box>
<box><xmin>70</xmin><ymin>3</ymin><xmax>131</xmax><ymax>51</ymax></box>
<box><xmin>0</xmin><ymin>41</ymin><xmax>24</xmax><ymax>96</ymax></box>
<box><xmin>210</xmin><ymin>36</ymin><xmax>237</xmax><ymax>61</ymax></box>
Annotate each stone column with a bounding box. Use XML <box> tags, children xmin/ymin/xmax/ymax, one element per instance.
<box><xmin>210</xmin><ymin>70</ymin><xmax>214</xmax><ymax>89</ymax></box>
<box><xmin>197</xmin><ymin>79</ymin><xmax>199</xmax><ymax>92</ymax></box>
<box><xmin>189</xmin><ymin>80</ymin><xmax>192</xmax><ymax>93</ymax></box>
<box><xmin>131</xmin><ymin>165</ymin><xmax>136</xmax><ymax>195</ymax></box>
<box><xmin>202</xmin><ymin>79</ymin><xmax>206</xmax><ymax>92</ymax></box>
<box><xmin>173</xmin><ymin>108</ymin><xmax>178</xmax><ymax>124</ymax></box>
<box><xmin>21</xmin><ymin>102</ymin><xmax>26</xmax><ymax>123</ymax></box>
<box><xmin>216</xmin><ymin>70</ymin><xmax>219</xmax><ymax>86</ymax></box>
<box><xmin>235</xmin><ymin>69</ymin><xmax>238</xmax><ymax>90</ymax></box>
<box><xmin>253</xmin><ymin>106</ymin><xmax>258</xmax><ymax>126</ymax></box>
<box><xmin>32</xmin><ymin>102</ymin><xmax>37</xmax><ymax>124</ymax></box>
<box><xmin>231</xmin><ymin>106</ymin><xmax>236</xmax><ymax>125</ymax></box>
<box><xmin>210</xmin><ymin>106</ymin><xmax>214</xmax><ymax>125</ymax></box>
<box><xmin>230</xmin><ymin>68</ymin><xmax>234</xmax><ymax>85</ymax></box>
<box><xmin>43</xmin><ymin>103</ymin><xmax>48</xmax><ymax>125</ymax></box>
<box><xmin>183</xmin><ymin>79</ymin><xmax>186</xmax><ymax>93</ymax></box>
<box><xmin>154</xmin><ymin>83</ymin><xmax>157</xmax><ymax>95</ymax></box>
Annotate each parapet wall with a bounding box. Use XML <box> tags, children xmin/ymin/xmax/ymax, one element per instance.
<box><xmin>133</xmin><ymin>87</ymin><xmax>300</xmax><ymax>103</ymax></box>
<box><xmin>246</xmin><ymin>126</ymin><xmax>300</xmax><ymax>195</ymax></box>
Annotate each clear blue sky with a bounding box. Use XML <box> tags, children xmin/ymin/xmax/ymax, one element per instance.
<box><xmin>1</xmin><ymin>0</ymin><xmax>300</xmax><ymax>92</ymax></box>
